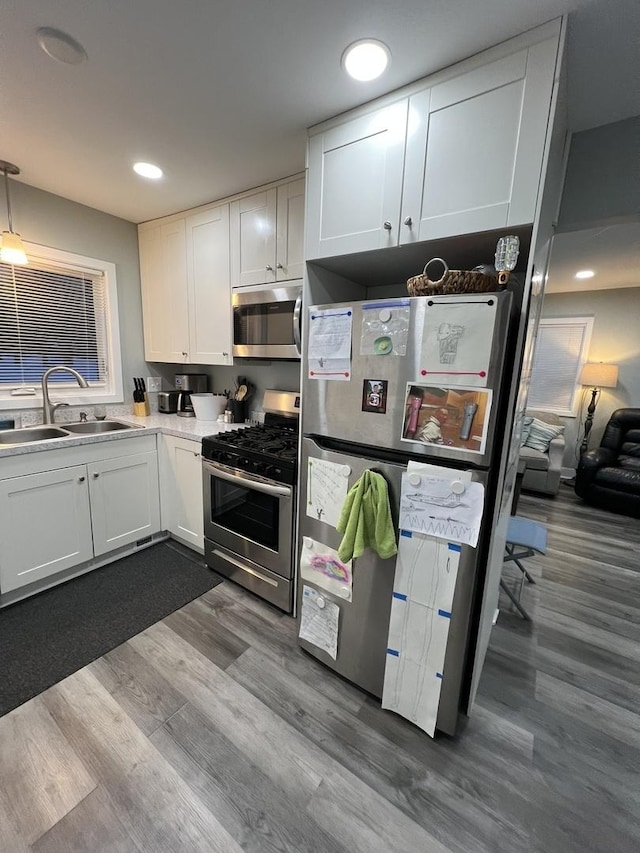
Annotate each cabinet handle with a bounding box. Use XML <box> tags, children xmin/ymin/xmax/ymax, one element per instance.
<box><xmin>403</xmin><ymin>216</ymin><xmax>413</xmax><ymax>227</ymax></box>
<box><xmin>265</xmin><ymin>265</ymin><xmax>274</xmax><ymax>271</ymax></box>
<box><xmin>78</xmin><ymin>476</ymin><xmax>85</xmax><ymax>483</ymax></box>
<box><xmin>383</xmin><ymin>221</ymin><xmax>392</xmax><ymax>231</ymax></box>
<box><xmin>92</xmin><ymin>472</ymin><xmax>100</xmax><ymax>479</ymax></box>
<box><xmin>193</xmin><ymin>451</ymin><xmax>201</xmax><ymax>458</ymax></box>
<box><xmin>276</xmin><ymin>263</ymin><xmax>284</xmax><ymax>270</ymax></box>
<box><xmin>182</xmin><ymin>351</ymin><xmax>188</xmax><ymax>358</ymax></box>
<box><xmin>222</xmin><ymin>352</ymin><xmax>228</xmax><ymax>357</ymax></box>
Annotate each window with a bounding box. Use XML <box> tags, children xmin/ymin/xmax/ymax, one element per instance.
<box><xmin>0</xmin><ymin>243</ymin><xmax>123</xmax><ymax>408</ymax></box>
<box><xmin>527</xmin><ymin>317</ymin><xmax>594</xmax><ymax>416</ymax></box>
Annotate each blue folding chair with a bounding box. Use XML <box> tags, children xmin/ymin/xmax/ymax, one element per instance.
<box><xmin>500</xmin><ymin>516</ymin><xmax>547</xmax><ymax>620</ymax></box>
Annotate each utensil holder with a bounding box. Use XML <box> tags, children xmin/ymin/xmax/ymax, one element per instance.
<box><xmin>229</xmin><ymin>399</ymin><xmax>246</xmax><ymax>423</ymax></box>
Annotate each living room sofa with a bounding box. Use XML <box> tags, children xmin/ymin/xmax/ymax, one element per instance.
<box><xmin>519</xmin><ymin>409</ymin><xmax>565</xmax><ymax>497</ymax></box>
<box><xmin>575</xmin><ymin>408</ymin><xmax>640</xmax><ymax>518</ymax></box>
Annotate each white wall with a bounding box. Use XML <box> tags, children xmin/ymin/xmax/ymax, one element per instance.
<box><xmin>540</xmin><ymin>286</ymin><xmax>640</xmax><ymax>465</ymax></box>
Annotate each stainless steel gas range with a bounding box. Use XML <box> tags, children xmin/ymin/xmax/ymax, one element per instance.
<box><xmin>202</xmin><ymin>390</ymin><xmax>300</xmax><ymax>612</ymax></box>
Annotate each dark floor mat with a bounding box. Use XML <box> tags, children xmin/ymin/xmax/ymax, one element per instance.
<box><xmin>0</xmin><ymin>541</ymin><xmax>222</xmax><ymax>717</ymax></box>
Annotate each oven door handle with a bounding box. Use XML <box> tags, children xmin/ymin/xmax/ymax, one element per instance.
<box><xmin>203</xmin><ymin>460</ymin><xmax>292</xmax><ymax>498</ymax></box>
<box><xmin>293</xmin><ymin>293</ymin><xmax>302</xmax><ymax>356</ymax></box>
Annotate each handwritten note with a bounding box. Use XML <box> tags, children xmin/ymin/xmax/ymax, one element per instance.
<box><xmin>399</xmin><ymin>471</ymin><xmax>484</xmax><ymax>547</ymax></box>
<box><xmin>307</xmin><ymin>457</ymin><xmax>350</xmax><ymax>529</ymax></box>
<box><xmin>308</xmin><ymin>306</ymin><xmax>352</xmax><ymax>381</ymax></box>
<box><xmin>300</xmin><ymin>536</ymin><xmax>353</xmax><ymax>601</ymax></box>
<box><xmin>299</xmin><ymin>585</ymin><xmax>339</xmax><ymax>659</ymax></box>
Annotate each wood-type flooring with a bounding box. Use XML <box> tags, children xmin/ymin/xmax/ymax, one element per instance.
<box><xmin>0</xmin><ymin>484</ymin><xmax>638</xmax><ymax>852</ymax></box>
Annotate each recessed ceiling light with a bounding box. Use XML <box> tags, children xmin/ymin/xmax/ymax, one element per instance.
<box><xmin>575</xmin><ymin>269</ymin><xmax>595</xmax><ymax>279</ymax></box>
<box><xmin>342</xmin><ymin>39</ymin><xmax>390</xmax><ymax>81</ymax></box>
<box><xmin>133</xmin><ymin>162</ymin><xmax>163</xmax><ymax>180</ymax></box>
<box><xmin>37</xmin><ymin>27</ymin><xmax>87</xmax><ymax>65</ymax></box>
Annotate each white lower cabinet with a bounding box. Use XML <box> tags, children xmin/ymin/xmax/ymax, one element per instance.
<box><xmin>0</xmin><ymin>465</ymin><xmax>94</xmax><ymax>593</ymax></box>
<box><xmin>159</xmin><ymin>435</ymin><xmax>203</xmax><ymax>552</ymax></box>
<box><xmin>89</xmin><ymin>451</ymin><xmax>161</xmax><ymax>557</ymax></box>
<box><xmin>0</xmin><ymin>436</ymin><xmax>161</xmax><ymax>596</ymax></box>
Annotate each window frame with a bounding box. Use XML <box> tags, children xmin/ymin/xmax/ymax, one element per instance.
<box><xmin>0</xmin><ymin>241</ymin><xmax>124</xmax><ymax>410</ymax></box>
<box><xmin>527</xmin><ymin>316</ymin><xmax>594</xmax><ymax>418</ymax></box>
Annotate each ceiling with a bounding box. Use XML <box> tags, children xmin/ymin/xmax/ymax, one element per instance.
<box><xmin>546</xmin><ymin>222</ymin><xmax>640</xmax><ymax>292</ymax></box>
<box><xmin>1</xmin><ymin>0</ymin><xmax>639</xmax><ymax>224</ymax></box>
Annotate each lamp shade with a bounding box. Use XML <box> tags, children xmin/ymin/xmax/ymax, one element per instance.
<box><xmin>0</xmin><ymin>230</ymin><xmax>28</xmax><ymax>265</ymax></box>
<box><xmin>579</xmin><ymin>362</ymin><xmax>619</xmax><ymax>388</ymax></box>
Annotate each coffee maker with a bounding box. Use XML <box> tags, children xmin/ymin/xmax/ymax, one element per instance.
<box><xmin>175</xmin><ymin>373</ymin><xmax>208</xmax><ymax>417</ymax></box>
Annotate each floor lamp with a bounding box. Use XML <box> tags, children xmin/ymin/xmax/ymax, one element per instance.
<box><xmin>578</xmin><ymin>362</ymin><xmax>619</xmax><ymax>454</ymax></box>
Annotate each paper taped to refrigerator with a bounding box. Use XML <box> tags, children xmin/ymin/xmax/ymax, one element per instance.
<box><xmin>420</xmin><ymin>298</ymin><xmax>497</xmax><ymax>387</ymax></box>
<box><xmin>382</xmin><ymin>482</ymin><xmax>464</xmax><ymax>737</ymax></box>
<box><xmin>306</xmin><ymin>457</ymin><xmax>350</xmax><ymax>528</ymax></box>
<box><xmin>299</xmin><ymin>585</ymin><xmax>339</xmax><ymax>659</ymax></box>
<box><xmin>308</xmin><ymin>306</ymin><xmax>352</xmax><ymax>381</ymax></box>
<box><xmin>300</xmin><ymin>536</ymin><xmax>353</xmax><ymax>601</ymax></box>
<box><xmin>382</xmin><ymin>596</ymin><xmax>452</xmax><ymax>736</ymax></box>
<box><xmin>399</xmin><ymin>471</ymin><xmax>484</xmax><ymax>547</ymax></box>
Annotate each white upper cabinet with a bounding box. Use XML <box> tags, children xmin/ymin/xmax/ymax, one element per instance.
<box><xmin>305</xmin><ymin>101</ymin><xmax>408</xmax><ymax>259</ymax></box>
<box><xmin>276</xmin><ymin>177</ymin><xmax>305</xmax><ymax>281</ymax></box>
<box><xmin>401</xmin><ymin>39</ymin><xmax>559</xmax><ymax>242</ymax></box>
<box><xmin>139</xmin><ymin>220</ymin><xmax>190</xmax><ymax>362</ymax></box>
<box><xmin>306</xmin><ymin>24</ymin><xmax>561</xmax><ymax>258</ymax></box>
<box><xmin>139</xmin><ymin>204</ymin><xmax>231</xmax><ymax>365</ymax></box>
<box><xmin>186</xmin><ymin>205</ymin><xmax>232</xmax><ymax>365</ymax></box>
<box><xmin>231</xmin><ymin>177</ymin><xmax>306</xmax><ymax>286</ymax></box>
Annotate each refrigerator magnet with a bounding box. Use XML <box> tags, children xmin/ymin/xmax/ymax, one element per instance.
<box><xmin>362</xmin><ymin>379</ymin><xmax>388</xmax><ymax>414</ymax></box>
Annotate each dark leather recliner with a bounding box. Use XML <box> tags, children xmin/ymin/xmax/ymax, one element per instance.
<box><xmin>575</xmin><ymin>408</ymin><xmax>640</xmax><ymax>518</ymax></box>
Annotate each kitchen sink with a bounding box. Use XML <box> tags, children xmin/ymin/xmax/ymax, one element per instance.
<box><xmin>63</xmin><ymin>420</ymin><xmax>142</xmax><ymax>434</ymax></box>
<box><xmin>0</xmin><ymin>426</ymin><xmax>71</xmax><ymax>445</ymax></box>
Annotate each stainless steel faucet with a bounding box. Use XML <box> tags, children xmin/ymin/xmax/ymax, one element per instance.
<box><xmin>41</xmin><ymin>366</ymin><xmax>89</xmax><ymax>424</ymax></box>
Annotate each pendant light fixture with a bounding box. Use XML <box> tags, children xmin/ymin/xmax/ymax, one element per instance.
<box><xmin>0</xmin><ymin>160</ymin><xmax>28</xmax><ymax>266</ymax></box>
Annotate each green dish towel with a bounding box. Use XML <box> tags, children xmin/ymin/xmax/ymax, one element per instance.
<box><xmin>337</xmin><ymin>470</ymin><xmax>398</xmax><ymax>563</ymax></box>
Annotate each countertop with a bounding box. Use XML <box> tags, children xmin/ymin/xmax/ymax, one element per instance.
<box><xmin>0</xmin><ymin>414</ymin><xmax>249</xmax><ymax>459</ymax></box>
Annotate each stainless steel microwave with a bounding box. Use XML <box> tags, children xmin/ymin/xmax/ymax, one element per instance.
<box><xmin>232</xmin><ymin>281</ymin><xmax>302</xmax><ymax>360</ymax></box>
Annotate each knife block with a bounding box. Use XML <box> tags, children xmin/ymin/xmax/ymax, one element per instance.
<box><xmin>133</xmin><ymin>395</ymin><xmax>151</xmax><ymax>417</ymax></box>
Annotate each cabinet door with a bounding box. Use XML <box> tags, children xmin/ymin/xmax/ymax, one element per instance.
<box><xmin>186</xmin><ymin>205</ymin><xmax>232</xmax><ymax>365</ymax></box>
<box><xmin>403</xmin><ymin>41</ymin><xmax>557</xmax><ymax>242</ymax></box>
<box><xmin>139</xmin><ymin>220</ymin><xmax>190</xmax><ymax>362</ymax></box>
<box><xmin>305</xmin><ymin>100</ymin><xmax>408</xmax><ymax>259</ymax></box>
<box><xmin>0</xmin><ymin>466</ymin><xmax>93</xmax><ymax>593</ymax></box>
<box><xmin>276</xmin><ymin>178</ymin><xmax>305</xmax><ymax>281</ymax></box>
<box><xmin>159</xmin><ymin>435</ymin><xmax>204</xmax><ymax>552</ymax></box>
<box><xmin>230</xmin><ymin>189</ymin><xmax>277</xmax><ymax>286</ymax></box>
<box><xmin>89</xmin><ymin>451</ymin><xmax>161</xmax><ymax>557</ymax></box>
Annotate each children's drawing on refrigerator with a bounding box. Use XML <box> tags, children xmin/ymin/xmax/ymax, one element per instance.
<box><xmin>420</xmin><ymin>297</ymin><xmax>497</xmax><ymax>387</ymax></box>
<box><xmin>401</xmin><ymin>383</ymin><xmax>492</xmax><ymax>455</ymax></box>
<box><xmin>399</xmin><ymin>471</ymin><xmax>485</xmax><ymax>547</ymax></box>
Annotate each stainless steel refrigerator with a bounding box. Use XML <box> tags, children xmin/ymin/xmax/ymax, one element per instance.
<box><xmin>297</xmin><ymin>291</ymin><xmax>514</xmax><ymax>735</ymax></box>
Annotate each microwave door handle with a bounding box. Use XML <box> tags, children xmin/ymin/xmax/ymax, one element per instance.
<box><xmin>203</xmin><ymin>460</ymin><xmax>292</xmax><ymax>498</ymax></box>
<box><xmin>293</xmin><ymin>294</ymin><xmax>302</xmax><ymax>355</ymax></box>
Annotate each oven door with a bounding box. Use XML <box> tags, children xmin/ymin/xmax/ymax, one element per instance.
<box><xmin>232</xmin><ymin>283</ymin><xmax>302</xmax><ymax>359</ymax></box>
<box><xmin>203</xmin><ymin>459</ymin><xmax>294</xmax><ymax>577</ymax></box>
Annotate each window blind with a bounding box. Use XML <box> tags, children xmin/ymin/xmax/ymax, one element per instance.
<box><xmin>0</xmin><ymin>259</ymin><xmax>108</xmax><ymax>388</ymax></box>
<box><xmin>527</xmin><ymin>318</ymin><xmax>593</xmax><ymax>415</ymax></box>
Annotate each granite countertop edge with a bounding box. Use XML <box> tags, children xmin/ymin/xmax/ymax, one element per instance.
<box><xmin>0</xmin><ymin>414</ymin><xmax>248</xmax><ymax>459</ymax></box>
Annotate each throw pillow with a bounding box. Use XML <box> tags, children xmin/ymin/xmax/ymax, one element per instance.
<box><xmin>520</xmin><ymin>416</ymin><xmax>533</xmax><ymax>447</ymax></box>
<box><xmin>524</xmin><ymin>417</ymin><xmax>564</xmax><ymax>453</ymax></box>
